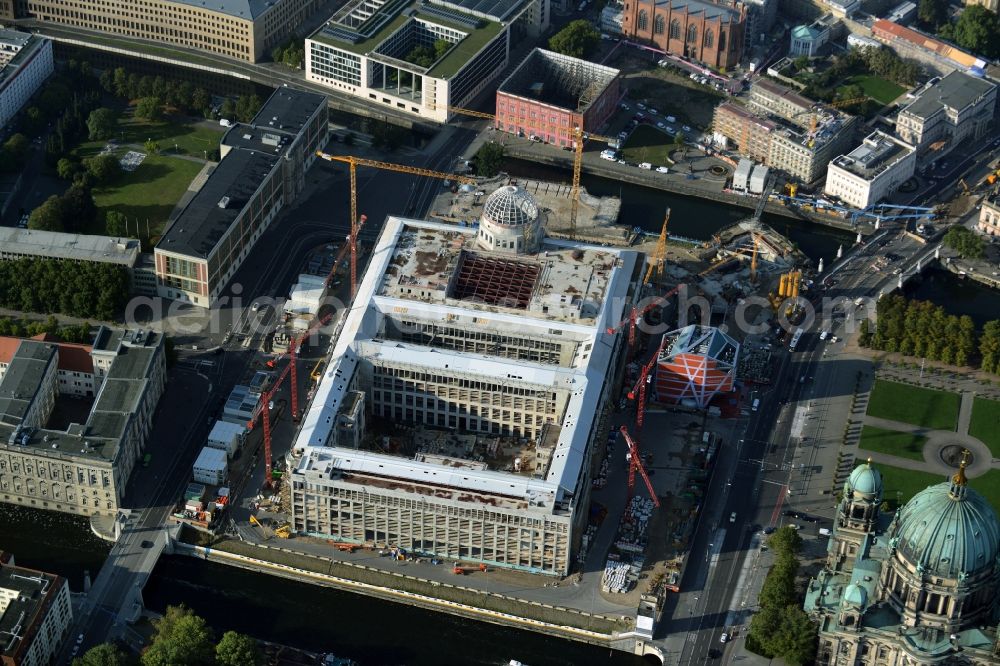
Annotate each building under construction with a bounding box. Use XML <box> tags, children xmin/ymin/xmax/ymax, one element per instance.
<box><xmin>654</xmin><ymin>325</ymin><xmax>739</xmax><ymax>409</ymax></box>
<box><xmin>289</xmin><ymin>185</ymin><xmax>639</xmax><ymax>575</ymax></box>
<box><xmin>495</xmin><ymin>48</ymin><xmax>621</xmax><ymax>148</ymax></box>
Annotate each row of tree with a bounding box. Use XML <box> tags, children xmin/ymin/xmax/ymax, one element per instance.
<box><xmin>28</xmin><ymin>185</ymin><xmax>98</xmax><ymax>234</ymax></box>
<box><xmin>859</xmin><ymin>294</ymin><xmax>978</xmax><ymax>367</ymax></box>
<box><xmin>548</xmin><ymin>20</ymin><xmax>601</xmax><ymax>59</ymax></box>
<box><xmin>271</xmin><ymin>39</ymin><xmax>305</xmax><ymax>69</ymax></box>
<box><xmin>746</xmin><ymin>527</ymin><xmax>817</xmax><ymax>665</ymax></box>
<box><xmin>919</xmin><ymin>0</ymin><xmax>1000</xmax><ymax>59</ymax></box>
<box><xmin>0</xmin><ymin>258</ymin><xmax>129</xmax><ymax>321</ymax></box>
<box><xmin>0</xmin><ymin>316</ymin><xmax>92</xmax><ymax>343</ymax></box>
<box><xmin>74</xmin><ymin>606</ymin><xmax>262</xmax><ymax>666</ymax></box>
<box><xmin>943</xmin><ymin>226</ymin><xmax>985</xmax><ymax>259</ymax></box>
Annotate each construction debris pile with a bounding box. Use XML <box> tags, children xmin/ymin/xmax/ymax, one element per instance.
<box><xmin>602</xmin><ymin>496</ymin><xmax>656</xmax><ymax>594</ymax></box>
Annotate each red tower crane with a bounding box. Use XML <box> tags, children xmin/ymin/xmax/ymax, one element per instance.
<box><xmin>247</xmin><ymin>309</ymin><xmax>335</xmax><ymax>483</ymax></box>
<box><xmin>619</xmin><ymin>425</ymin><xmax>659</xmax><ymax>508</ymax></box>
<box><xmin>627</xmin><ymin>334</ymin><xmax>669</xmax><ymax>430</ymax></box>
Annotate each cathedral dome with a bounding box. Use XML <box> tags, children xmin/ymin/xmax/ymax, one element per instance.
<box><xmin>843</xmin><ymin>582</ymin><xmax>867</xmax><ymax>608</ymax></box>
<box><xmin>892</xmin><ymin>469</ymin><xmax>1000</xmax><ymax>579</ymax></box>
<box><xmin>846</xmin><ymin>460</ymin><xmax>883</xmax><ymax>498</ymax></box>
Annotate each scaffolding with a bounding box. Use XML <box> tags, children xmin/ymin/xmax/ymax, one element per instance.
<box><xmin>498</xmin><ymin>49</ymin><xmax>619</xmax><ymax>113</ymax></box>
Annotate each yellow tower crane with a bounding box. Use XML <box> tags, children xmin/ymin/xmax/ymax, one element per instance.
<box><xmin>644</xmin><ymin>208</ymin><xmax>670</xmax><ymax>285</ymax></box>
<box><xmin>749</xmin><ymin>233</ymin><xmax>760</xmax><ymax>284</ymax></box>
<box><xmin>448</xmin><ymin>106</ymin><xmax>614</xmax><ymax>239</ymax></box>
<box><xmin>315</xmin><ymin>151</ymin><xmax>476</xmax><ymax>298</ymax></box>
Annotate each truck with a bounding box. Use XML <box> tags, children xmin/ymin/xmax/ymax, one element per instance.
<box><xmin>452</xmin><ymin>562</ymin><xmax>488</xmax><ymax>575</ymax></box>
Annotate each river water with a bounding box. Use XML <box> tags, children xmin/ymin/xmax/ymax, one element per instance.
<box><xmin>503</xmin><ymin>158</ymin><xmax>853</xmax><ymax>264</ymax></box>
<box><xmin>904</xmin><ymin>265</ymin><xmax>1000</xmax><ymax>328</ymax></box>
<box><xmin>0</xmin><ymin>506</ymin><xmax>646</xmax><ymax>666</ymax></box>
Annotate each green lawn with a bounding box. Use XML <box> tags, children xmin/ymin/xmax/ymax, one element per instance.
<box><xmin>867</xmin><ymin>380</ymin><xmax>960</xmax><ymax>431</ymax></box>
<box><xmin>877</xmin><ymin>464</ymin><xmax>949</xmax><ymax>509</ymax></box>
<box><xmin>621</xmin><ymin>124</ymin><xmax>677</xmax><ymax>168</ymax></box>
<box><xmin>858</xmin><ymin>426</ymin><xmax>927</xmax><ymax>461</ymax></box>
<box><xmin>969</xmin><ymin>397</ymin><xmax>1000</xmax><ymax>457</ymax></box>
<box><xmin>116</xmin><ymin>116</ymin><xmax>223</xmax><ymax>158</ymax></box>
<box><xmin>877</xmin><ymin>464</ymin><xmax>1000</xmax><ymax>513</ymax></box>
<box><xmin>843</xmin><ymin>75</ymin><xmax>905</xmax><ymax>106</ymax></box>
<box><xmin>91</xmin><ymin>153</ymin><xmax>204</xmax><ymax>240</ymax></box>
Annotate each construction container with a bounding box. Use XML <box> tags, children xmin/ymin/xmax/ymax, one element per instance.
<box><xmin>185</xmin><ymin>483</ymin><xmax>206</xmax><ymax>502</ymax></box>
<box><xmin>206</xmin><ymin>420</ymin><xmax>245</xmax><ymax>458</ymax></box>
<box><xmin>285</xmin><ymin>273</ymin><xmax>326</xmax><ymax>318</ymax></box>
<box><xmin>732</xmin><ymin>158</ymin><xmax>752</xmax><ymax>191</ymax></box>
<box><xmin>193</xmin><ymin>446</ymin><xmax>228</xmax><ymax>485</ymax></box>
<box><xmin>749</xmin><ymin>165</ymin><xmax>770</xmax><ymax>194</ymax></box>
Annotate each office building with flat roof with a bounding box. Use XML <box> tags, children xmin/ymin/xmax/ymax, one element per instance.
<box><xmin>154</xmin><ymin>88</ymin><xmax>328</xmax><ymax>307</ymax></box>
<box><xmin>495</xmin><ymin>48</ymin><xmax>621</xmax><ymax>148</ymax></box>
<box><xmin>0</xmin><ymin>0</ymin><xmax>325</xmax><ymax>62</ymax></box>
<box><xmin>0</xmin><ymin>328</ymin><xmax>166</xmax><ymax>518</ymax></box>
<box><xmin>895</xmin><ymin>70</ymin><xmax>996</xmax><ymax>156</ymax></box>
<box><xmin>824</xmin><ymin>131</ymin><xmax>916</xmax><ymax>209</ymax></box>
<box><xmin>290</xmin><ymin>184</ymin><xmax>639</xmax><ymax>575</ymax></box>
<box><xmin>305</xmin><ymin>0</ymin><xmax>535</xmax><ymax>122</ymax></box>
<box><xmin>0</xmin><ymin>553</ymin><xmax>72</xmax><ymax>666</ymax></box>
<box><xmin>0</xmin><ymin>29</ymin><xmax>52</xmax><ymax>130</ymax></box>
<box><xmin>713</xmin><ymin>78</ymin><xmax>857</xmax><ymax>182</ymax></box>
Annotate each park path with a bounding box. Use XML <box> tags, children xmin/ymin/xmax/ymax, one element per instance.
<box><xmin>958</xmin><ymin>391</ymin><xmax>975</xmax><ymax>436</ymax></box>
<box><xmin>862</xmin><ymin>412</ymin><xmax>999</xmax><ymax>477</ymax></box>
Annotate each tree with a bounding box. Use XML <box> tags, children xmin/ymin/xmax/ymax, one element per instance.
<box><xmin>61</xmin><ymin>185</ymin><xmax>97</xmax><ymax>232</ymax></box>
<box><xmin>28</xmin><ymin>196</ymin><xmax>66</xmax><ymax>232</ymax></box>
<box><xmin>769</xmin><ymin>606</ymin><xmax>817</xmax><ymax>666</ymax></box>
<box><xmin>474</xmin><ymin>141</ymin><xmax>505</xmax><ymax>177</ymax></box>
<box><xmin>220</xmin><ymin>98</ymin><xmax>237</xmax><ymax>121</ymax></box>
<box><xmin>234</xmin><ymin>94</ymin><xmax>262</xmax><ymax>123</ymax></box>
<box><xmin>134</xmin><ymin>96</ymin><xmax>162</xmax><ymax>121</ymax></box>
<box><xmin>674</xmin><ymin>131</ymin><xmax>686</xmax><ymax>149</ymax></box>
<box><xmin>87</xmin><ymin>107</ymin><xmax>117</xmax><ymax>141</ymax></box>
<box><xmin>83</xmin><ymin>153</ymin><xmax>122</xmax><ymax>184</ymax></box>
<box><xmin>23</xmin><ymin>106</ymin><xmax>45</xmax><ymax>135</ymax></box>
<box><xmin>112</xmin><ymin>67</ymin><xmax>129</xmax><ymax>98</ymax></box>
<box><xmin>141</xmin><ymin>605</ymin><xmax>214</xmax><ymax>666</ymax></box>
<box><xmin>215</xmin><ymin>631</ymin><xmax>263</xmax><ymax>666</ymax></box>
<box><xmin>144</xmin><ymin>139</ymin><xmax>160</xmax><ymax>155</ymax></box>
<box><xmin>192</xmin><ymin>88</ymin><xmax>210</xmax><ymax>115</ymax></box>
<box><xmin>943</xmin><ymin>225</ymin><xmax>985</xmax><ymax>259</ymax></box>
<box><xmin>548</xmin><ymin>20</ymin><xmax>601</xmax><ymax>59</ymax></box>
<box><xmin>942</xmin><ymin>5</ymin><xmax>1000</xmax><ymax>58</ymax></box>
<box><xmin>72</xmin><ymin>642</ymin><xmax>135</xmax><ymax>666</ymax></box>
<box><xmin>3</xmin><ymin>133</ymin><xmax>28</xmax><ymax>166</ymax></box>
<box><xmin>57</xmin><ymin>158</ymin><xmax>79</xmax><ymax>181</ymax></box>
<box><xmin>918</xmin><ymin>0</ymin><xmax>949</xmax><ymax>29</ymax></box>
<box><xmin>105</xmin><ymin>210</ymin><xmax>128</xmax><ymax>236</ymax></box>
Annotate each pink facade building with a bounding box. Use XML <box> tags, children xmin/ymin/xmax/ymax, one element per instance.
<box><xmin>495</xmin><ymin>48</ymin><xmax>621</xmax><ymax>148</ymax></box>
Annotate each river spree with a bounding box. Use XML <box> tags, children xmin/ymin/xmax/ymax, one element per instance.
<box><xmin>904</xmin><ymin>265</ymin><xmax>1000</xmax><ymax>328</ymax></box>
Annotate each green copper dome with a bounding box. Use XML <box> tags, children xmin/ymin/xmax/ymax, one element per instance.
<box><xmin>843</xmin><ymin>582</ymin><xmax>867</xmax><ymax>608</ymax></box>
<box><xmin>892</xmin><ymin>476</ymin><xmax>1000</xmax><ymax>579</ymax></box>
<box><xmin>846</xmin><ymin>461</ymin><xmax>883</xmax><ymax>498</ymax></box>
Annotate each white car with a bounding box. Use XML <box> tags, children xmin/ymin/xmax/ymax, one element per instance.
<box><xmin>251</xmin><ymin>302</ymin><xmax>260</xmax><ymax>312</ymax></box>
<box><xmin>720</xmin><ymin>633</ymin><xmax>729</xmax><ymax>643</ymax></box>
<box><xmin>638</xmin><ymin>162</ymin><xmax>652</xmax><ymax>170</ymax></box>
<box><xmin>682</xmin><ymin>125</ymin><xmax>692</xmax><ymax>132</ymax></box>
<box><xmin>831</xmin><ymin>335</ymin><xmax>839</xmax><ymax>343</ymax></box>
<box><xmin>637</xmin><ymin>103</ymin><xmax>646</xmax><ymax>110</ymax></box>
<box><xmin>649</xmin><ymin>108</ymin><xmax>659</xmax><ymax>115</ymax></box>
<box><xmin>655</xmin><ymin>166</ymin><xmax>669</xmax><ymax>173</ymax></box>
<box><xmin>600</xmin><ymin>149</ymin><xmax>617</xmax><ymax>161</ymax></box>
<box><xmin>665</xmin><ymin>115</ymin><xmax>677</xmax><ymax>123</ymax></box>
<box><xmin>657</xmin><ymin>121</ymin><xmax>666</xmax><ymax>129</ymax></box>
<box><xmin>819</xmin><ymin>330</ymin><xmax>829</xmax><ymax>340</ymax></box>
<box><xmin>730</xmin><ymin>512</ymin><xmax>737</xmax><ymax>523</ymax></box>
<box><xmin>618</xmin><ymin>159</ymin><xmax>627</xmax><ymax>165</ymax></box>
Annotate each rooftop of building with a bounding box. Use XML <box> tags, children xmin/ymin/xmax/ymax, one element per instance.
<box><xmin>900</xmin><ymin>70</ymin><xmax>997</xmax><ymax>120</ymax></box>
<box><xmin>0</xmin><ymin>228</ymin><xmax>140</xmax><ymax>267</ymax></box>
<box><xmin>0</xmin><ymin>335</ymin><xmax>93</xmax><ymax>375</ymax></box>
<box><xmin>310</xmin><ymin>0</ymin><xmax>514</xmax><ymax>79</ymax></box>
<box><xmin>743</xmin><ymin>80</ymin><xmax>855</xmax><ymax>150</ymax></box>
<box><xmin>497</xmin><ymin>48</ymin><xmax>620</xmax><ymax>113</ymax></box>
<box><xmin>0</xmin><ymin>329</ymin><xmax>161</xmax><ymax>463</ymax></box>
<box><xmin>158</xmin><ymin>149</ymin><xmax>279</xmax><ymax>259</ymax></box>
<box><xmin>379</xmin><ymin>224</ymin><xmax>619</xmax><ymax>322</ymax></box>
<box><xmin>658</xmin><ymin>325</ymin><xmax>739</xmax><ymax>366</ymax></box>
<box><xmin>831</xmin><ymin>130</ymin><xmax>913</xmax><ymax>179</ymax></box>
<box><xmin>294</xmin><ymin>212</ymin><xmax>637</xmax><ymax>512</ymax></box>
<box><xmin>171</xmin><ymin>0</ymin><xmax>277</xmax><ymax>20</ymax></box>
<box><xmin>645</xmin><ymin>0</ymin><xmax>743</xmax><ymax>22</ymax></box>
<box><xmin>0</xmin><ymin>342</ymin><xmax>55</xmax><ymax>426</ymax></box>
<box><xmin>0</xmin><ymin>560</ymin><xmax>61</xmax><ymax>660</ymax></box>
<box><xmin>0</xmin><ymin>28</ymin><xmax>31</xmax><ymax>49</ymax></box>
<box><xmin>872</xmin><ymin>19</ymin><xmax>981</xmax><ymax>69</ymax></box>
<box><xmin>0</xmin><ymin>28</ymin><xmax>45</xmax><ymax>90</ymax></box>
<box><xmin>752</xmin><ymin>78</ymin><xmax>817</xmax><ymax>115</ymax></box>
<box><xmin>222</xmin><ymin>88</ymin><xmax>326</xmax><ymax>152</ymax></box>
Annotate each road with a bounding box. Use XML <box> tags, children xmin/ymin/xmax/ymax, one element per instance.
<box><xmin>660</xmin><ymin>222</ymin><xmax>947</xmax><ymax>665</ymax></box>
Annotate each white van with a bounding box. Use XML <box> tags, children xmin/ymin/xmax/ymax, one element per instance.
<box><xmin>638</xmin><ymin>162</ymin><xmax>652</xmax><ymax>170</ymax></box>
<box><xmin>752</xmin><ymin>398</ymin><xmax>760</xmax><ymax>412</ymax></box>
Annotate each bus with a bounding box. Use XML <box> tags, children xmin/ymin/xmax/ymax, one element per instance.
<box><xmin>789</xmin><ymin>328</ymin><xmax>804</xmax><ymax>351</ymax></box>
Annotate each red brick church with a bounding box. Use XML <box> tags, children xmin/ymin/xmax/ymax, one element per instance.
<box><xmin>622</xmin><ymin>0</ymin><xmax>746</xmax><ymax>71</ymax></box>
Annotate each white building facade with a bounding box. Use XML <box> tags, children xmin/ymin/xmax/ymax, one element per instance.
<box><xmin>0</xmin><ymin>30</ymin><xmax>53</xmax><ymax>129</ymax></box>
<box><xmin>0</xmin><ymin>556</ymin><xmax>73</xmax><ymax>666</ymax></box>
<box><xmin>824</xmin><ymin>131</ymin><xmax>916</xmax><ymax>209</ymax></box>
<box><xmin>290</xmin><ymin>186</ymin><xmax>639</xmax><ymax>575</ymax></box>
<box><xmin>306</xmin><ymin>0</ymin><xmax>530</xmax><ymax>122</ymax></box>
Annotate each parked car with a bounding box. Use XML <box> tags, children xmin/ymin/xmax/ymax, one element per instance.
<box><xmin>657</xmin><ymin>122</ymin><xmax>666</xmax><ymax>129</ymax></box>
<box><xmin>638</xmin><ymin>162</ymin><xmax>652</xmax><ymax>170</ymax></box>
<box><xmin>682</xmin><ymin>125</ymin><xmax>692</xmax><ymax>132</ymax></box>
<box><xmin>655</xmin><ymin>166</ymin><xmax>669</xmax><ymax>173</ymax></box>
<box><xmin>730</xmin><ymin>512</ymin><xmax>737</xmax><ymax>523</ymax></box>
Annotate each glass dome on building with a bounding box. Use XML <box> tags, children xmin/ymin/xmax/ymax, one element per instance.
<box><xmin>476</xmin><ymin>185</ymin><xmax>544</xmax><ymax>255</ymax></box>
